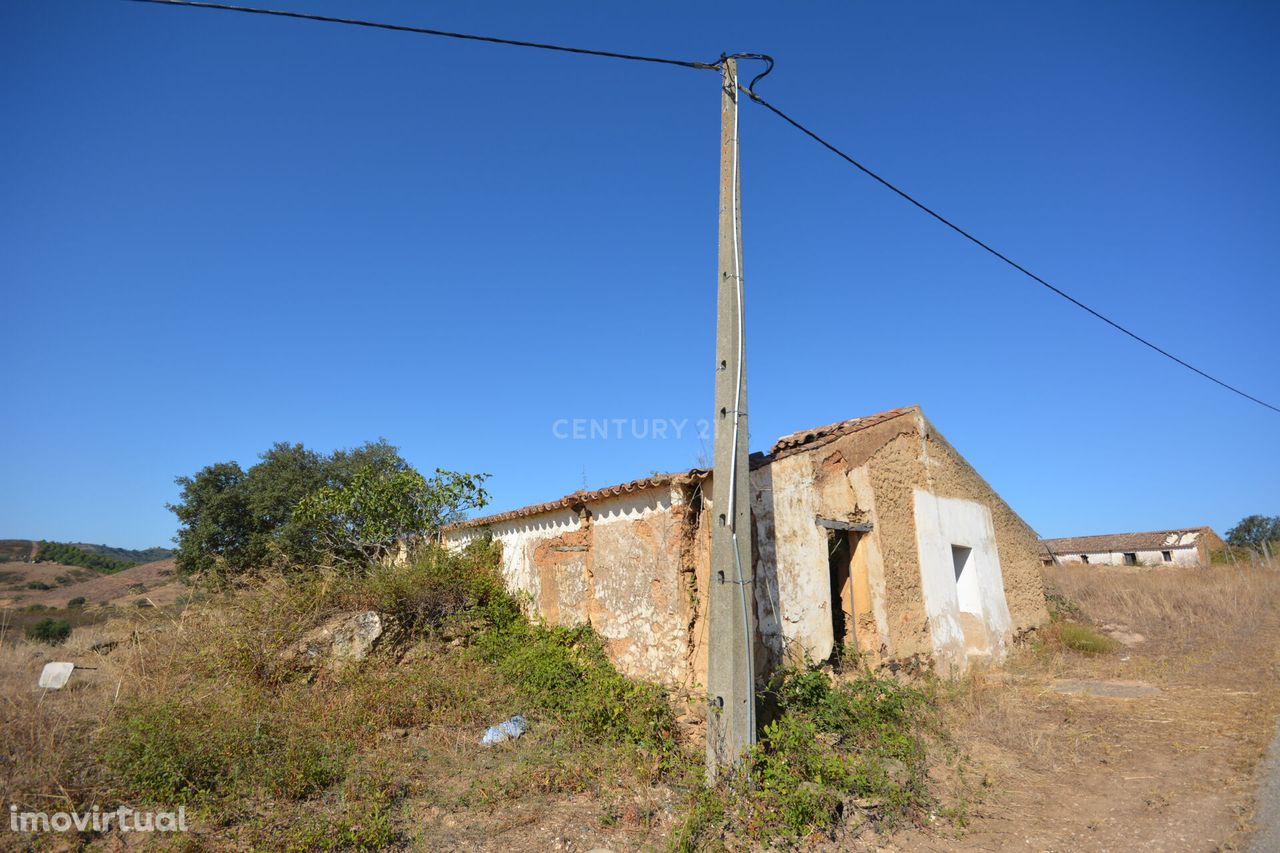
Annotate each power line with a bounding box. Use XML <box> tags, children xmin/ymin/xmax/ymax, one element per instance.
<box><xmin>124</xmin><ymin>0</ymin><xmax>720</xmax><ymax>71</ymax></box>
<box><xmin>736</xmin><ymin>83</ymin><xmax>1279</xmax><ymax>415</ymax></box>
<box><xmin>123</xmin><ymin>0</ymin><xmax>1277</xmax><ymax>415</ymax></box>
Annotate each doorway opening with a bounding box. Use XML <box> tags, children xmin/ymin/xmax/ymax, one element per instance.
<box><xmin>826</xmin><ymin>529</ymin><xmax>877</xmax><ymax>662</ymax></box>
<box><xmin>828</xmin><ymin>531</ymin><xmax>852</xmax><ymax>659</ymax></box>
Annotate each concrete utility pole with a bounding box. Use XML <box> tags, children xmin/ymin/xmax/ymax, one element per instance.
<box><xmin>706</xmin><ymin>56</ymin><xmax>756</xmax><ymax>780</ymax></box>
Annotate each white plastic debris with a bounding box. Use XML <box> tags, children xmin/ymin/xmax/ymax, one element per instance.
<box><xmin>480</xmin><ymin>715</ymin><xmax>527</xmax><ymax>746</ymax></box>
<box><xmin>38</xmin><ymin>662</ymin><xmax>76</xmax><ymax>689</ymax></box>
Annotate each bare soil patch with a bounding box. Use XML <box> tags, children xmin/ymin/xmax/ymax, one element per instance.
<box><xmin>894</xmin><ymin>562</ymin><xmax>1280</xmax><ymax>852</ymax></box>
<box><xmin>18</xmin><ymin>558</ymin><xmax>184</xmax><ymax>609</ymax></box>
<box><xmin>0</xmin><ymin>562</ymin><xmax>98</xmax><ymax>602</ymax></box>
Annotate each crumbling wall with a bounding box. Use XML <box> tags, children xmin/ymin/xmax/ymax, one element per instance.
<box><xmin>913</xmin><ymin>413</ymin><xmax>1049</xmax><ymax>640</ymax></box>
<box><xmin>755</xmin><ymin>408</ymin><xmax>1047</xmax><ymax>673</ymax></box>
<box><xmin>585</xmin><ymin>489</ymin><xmax>693</xmax><ymax>684</ymax></box>
<box><xmin>446</xmin><ymin>487</ymin><xmax>702</xmax><ymax>686</ymax></box>
<box><xmin>755</xmin><ymin>416</ymin><xmax>913</xmax><ymax>666</ymax></box>
<box><xmin>447</xmin><ymin>407</ymin><xmax>1048</xmax><ymax>683</ymax></box>
<box><xmin>449</xmin><ymin>509</ymin><xmax>584</xmax><ymax>605</ymax></box>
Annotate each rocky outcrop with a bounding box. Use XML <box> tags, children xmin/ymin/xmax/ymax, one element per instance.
<box><xmin>282</xmin><ymin>611</ymin><xmax>387</xmax><ymax>671</ymax></box>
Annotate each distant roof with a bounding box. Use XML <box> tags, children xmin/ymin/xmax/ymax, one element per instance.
<box><xmin>447</xmin><ymin>405</ymin><xmax>915</xmax><ymax>532</ymax></box>
<box><xmin>1041</xmin><ymin>528</ymin><xmax>1214</xmax><ymax>555</ymax></box>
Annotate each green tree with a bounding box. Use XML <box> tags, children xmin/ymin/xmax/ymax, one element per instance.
<box><xmin>168</xmin><ymin>440</ymin><xmax>485</xmax><ymax>578</ymax></box>
<box><xmin>169</xmin><ymin>461</ymin><xmax>255</xmax><ymax>578</ymax></box>
<box><xmin>293</xmin><ymin>463</ymin><xmax>489</xmax><ymax>568</ymax></box>
<box><xmin>1226</xmin><ymin>515</ymin><xmax>1280</xmax><ymax>552</ymax></box>
<box><xmin>33</xmin><ymin>541</ymin><xmax>136</xmax><ymax>573</ymax></box>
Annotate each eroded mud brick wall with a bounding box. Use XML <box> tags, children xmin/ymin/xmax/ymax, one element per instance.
<box><xmin>452</xmin><ymin>487</ymin><xmax>705</xmax><ymax>686</ymax></box>
<box><xmin>752</xmin><ymin>415</ymin><xmax>913</xmax><ymax>667</ymax></box>
<box><xmin>863</xmin><ymin>412</ymin><xmax>1049</xmax><ymax>665</ymax></box>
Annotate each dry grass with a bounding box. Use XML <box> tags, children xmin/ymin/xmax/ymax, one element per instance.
<box><xmin>1042</xmin><ymin>560</ymin><xmax>1280</xmax><ymax>650</ymax></box>
<box><xmin>0</xmin><ymin>548</ymin><xmax>690</xmax><ymax>850</ymax></box>
<box><xmin>0</xmin><ymin>613</ymin><xmax>154</xmax><ymax>812</ymax></box>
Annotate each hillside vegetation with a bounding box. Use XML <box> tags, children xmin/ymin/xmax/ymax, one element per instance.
<box><xmin>4</xmin><ymin>542</ymin><xmax>951</xmax><ymax>850</ymax></box>
<box><xmin>1</xmin><ymin>539</ymin><xmax>174</xmax><ymax>573</ymax></box>
<box><xmin>73</xmin><ymin>542</ymin><xmax>173</xmax><ymax>565</ymax></box>
<box><xmin>34</xmin><ymin>541</ymin><xmax>138</xmax><ymax>573</ymax></box>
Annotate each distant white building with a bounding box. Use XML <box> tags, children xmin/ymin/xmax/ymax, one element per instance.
<box><xmin>1040</xmin><ymin>527</ymin><xmax>1224</xmax><ymax>568</ymax></box>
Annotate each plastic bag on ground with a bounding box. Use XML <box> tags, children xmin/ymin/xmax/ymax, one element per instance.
<box><xmin>481</xmin><ymin>714</ymin><xmax>527</xmax><ymax>745</ymax></box>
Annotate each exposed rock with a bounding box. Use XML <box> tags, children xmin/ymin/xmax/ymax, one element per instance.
<box><xmin>283</xmin><ymin>611</ymin><xmax>386</xmax><ymax>671</ymax></box>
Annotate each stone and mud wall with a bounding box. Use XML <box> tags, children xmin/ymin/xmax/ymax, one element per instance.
<box><xmin>750</xmin><ymin>408</ymin><xmax>1047</xmax><ymax>673</ymax></box>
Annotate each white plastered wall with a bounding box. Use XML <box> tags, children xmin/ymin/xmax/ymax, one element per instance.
<box><xmin>443</xmin><ymin>509</ymin><xmax>582</xmax><ymax>602</ymax></box>
<box><xmin>1056</xmin><ymin>548</ymin><xmax>1200</xmax><ymax>567</ymax></box>
<box><xmin>750</xmin><ymin>454</ymin><xmax>891</xmax><ymax>665</ymax></box>
<box><xmin>912</xmin><ymin>488</ymin><xmax>1013</xmax><ymax>667</ymax></box>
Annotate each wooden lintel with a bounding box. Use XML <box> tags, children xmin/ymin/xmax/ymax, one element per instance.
<box><xmin>815</xmin><ymin>516</ymin><xmax>873</xmax><ymax>533</ymax></box>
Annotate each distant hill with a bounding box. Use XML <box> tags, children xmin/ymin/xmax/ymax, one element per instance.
<box><xmin>0</xmin><ymin>539</ymin><xmax>174</xmax><ymax>574</ymax></box>
<box><xmin>73</xmin><ymin>542</ymin><xmax>174</xmax><ymax>565</ymax></box>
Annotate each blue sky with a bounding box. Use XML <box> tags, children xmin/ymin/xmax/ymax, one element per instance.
<box><xmin>2</xmin><ymin>0</ymin><xmax>1276</xmax><ymax>549</ymax></box>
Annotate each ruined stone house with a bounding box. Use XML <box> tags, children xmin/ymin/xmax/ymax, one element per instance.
<box><xmin>443</xmin><ymin>405</ymin><xmax>1049</xmax><ymax>685</ymax></box>
<box><xmin>1040</xmin><ymin>527</ymin><xmax>1224</xmax><ymax>568</ymax></box>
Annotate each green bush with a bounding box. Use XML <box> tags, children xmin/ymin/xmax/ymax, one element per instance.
<box><xmin>26</xmin><ymin>618</ymin><xmax>72</xmax><ymax>645</ymax></box>
<box><xmin>676</xmin><ymin>665</ymin><xmax>938</xmax><ymax>847</ymax></box>
<box><xmin>473</xmin><ymin>620</ymin><xmax>679</xmax><ymax>756</ymax></box>
<box><xmin>67</xmin><ymin>596</ymin><xmax>87</xmax><ymax>609</ymax></box>
<box><xmin>267</xmin><ymin>775</ymin><xmax>399</xmax><ymax>852</ymax></box>
<box><xmin>343</xmin><ymin>541</ymin><xmax>517</xmax><ymax>633</ymax></box>
<box><xmin>25</xmin><ymin>581</ymin><xmax>53</xmax><ymax>591</ymax></box>
<box><xmin>1052</xmin><ymin>621</ymin><xmax>1118</xmax><ymax>655</ymax></box>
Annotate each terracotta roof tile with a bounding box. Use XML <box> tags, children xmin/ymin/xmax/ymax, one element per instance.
<box><xmin>445</xmin><ymin>469</ymin><xmax>709</xmax><ymax>531</ymax></box>
<box><xmin>769</xmin><ymin>405</ymin><xmax>918</xmax><ymax>460</ymax></box>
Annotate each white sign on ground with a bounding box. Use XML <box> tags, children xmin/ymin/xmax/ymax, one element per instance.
<box><xmin>37</xmin><ymin>661</ymin><xmax>75</xmax><ymax>689</ymax></box>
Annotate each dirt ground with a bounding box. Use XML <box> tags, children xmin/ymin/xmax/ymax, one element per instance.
<box><xmin>885</xmin><ymin>563</ymin><xmax>1280</xmax><ymax>853</ymax></box>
